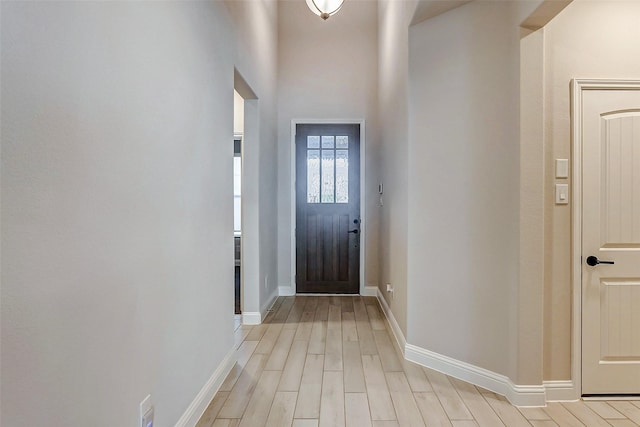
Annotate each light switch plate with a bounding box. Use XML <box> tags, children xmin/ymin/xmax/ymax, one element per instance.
<box><xmin>556</xmin><ymin>159</ymin><xmax>569</xmax><ymax>178</ymax></box>
<box><xmin>555</xmin><ymin>184</ymin><xmax>569</xmax><ymax>204</ymax></box>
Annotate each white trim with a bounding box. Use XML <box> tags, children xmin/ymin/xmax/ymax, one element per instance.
<box><xmin>362</xmin><ymin>285</ymin><xmax>378</xmax><ymax>297</ymax></box>
<box><xmin>261</xmin><ymin>289</ymin><xmax>279</xmax><ymax>318</ymax></box>
<box><xmin>507</xmin><ymin>383</ymin><xmax>548</xmax><ymax>408</ymax></box>
<box><xmin>373</xmin><ymin>287</ymin><xmax>546</xmax><ymax>407</ymax></box>
<box><xmin>570</xmin><ymin>79</ymin><xmax>640</xmax><ymax>401</ymax></box>
<box><xmin>544</xmin><ymin>380</ymin><xmax>578</xmax><ymax>402</ymax></box>
<box><xmin>375</xmin><ymin>287</ymin><xmax>406</xmax><ymax>355</ymax></box>
<box><xmin>240</xmin><ymin>99</ymin><xmax>260</xmax><ymax>324</ymax></box>
<box><xmin>241</xmin><ymin>312</ymin><xmax>262</xmax><ymax>325</ymax></box>
<box><xmin>290</xmin><ymin>119</ymin><xmax>367</xmax><ymax>295</ymax></box>
<box><xmin>571</xmin><ymin>78</ymin><xmax>584</xmax><ymax>402</ymax></box>
<box><xmin>359</xmin><ymin>121</ymin><xmax>367</xmax><ymax>296</ymax></box>
<box><xmin>289</xmin><ymin>120</ymin><xmax>296</xmax><ymax>296</ymax></box>
<box><xmin>405</xmin><ymin>344</ymin><xmax>546</xmax><ymax>407</ymax></box>
<box><xmin>174</xmin><ymin>346</ymin><xmax>237</xmax><ymax>427</ymax></box>
<box><xmin>242</xmin><ymin>287</ymin><xmax>278</xmax><ymax>325</ymax></box>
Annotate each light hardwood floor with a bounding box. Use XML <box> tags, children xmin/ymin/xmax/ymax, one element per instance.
<box><xmin>197</xmin><ymin>296</ymin><xmax>640</xmax><ymax>427</ymax></box>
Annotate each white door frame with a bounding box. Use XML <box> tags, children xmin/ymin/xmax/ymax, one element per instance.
<box><xmin>571</xmin><ymin>78</ymin><xmax>640</xmax><ymax>398</ymax></box>
<box><xmin>289</xmin><ymin>119</ymin><xmax>367</xmax><ymax>295</ymax></box>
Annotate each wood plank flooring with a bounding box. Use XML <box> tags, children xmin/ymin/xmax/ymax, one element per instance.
<box><xmin>197</xmin><ymin>296</ymin><xmax>640</xmax><ymax>427</ymax></box>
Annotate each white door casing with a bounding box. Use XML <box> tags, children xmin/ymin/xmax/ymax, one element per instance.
<box><xmin>288</xmin><ymin>119</ymin><xmax>368</xmax><ymax>296</ymax></box>
<box><xmin>579</xmin><ymin>81</ymin><xmax>640</xmax><ymax>395</ymax></box>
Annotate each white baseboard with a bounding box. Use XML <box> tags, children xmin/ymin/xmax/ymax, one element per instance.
<box><xmin>371</xmin><ymin>289</ymin><xmax>545</xmax><ymax>407</ymax></box>
<box><xmin>243</xmin><ymin>290</ymin><xmax>279</xmax><ymax>325</ymax></box>
<box><xmin>174</xmin><ymin>346</ymin><xmax>237</xmax><ymax>427</ymax></box>
<box><xmin>375</xmin><ymin>288</ymin><xmax>406</xmax><ymax>355</ymax></box>
<box><xmin>405</xmin><ymin>344</ymin><xmax>546</xmax><ymax>407</ymax></box>
<box><xmin>242</xmin><ymin>312</ymin><xmax>261</xmax><ymax>325</ymax></box>
<box><xmin>279</xmin><ymin>285</ymin><xmax>295</xmax><ymax>296</ymax></box>
<box><xmin>544</xmin><ymin>380</ymin><xmax>578</xmax><ymax>402</ymax></box>
<box><xmin>507</xmin><ymin>382</ymin><xmax>547</xmax><ymax>407</ymax></box>
<box><xmin>262</xmin><ymin>290</ymin><xmax>279</xmax><ymax>317</ymax></box>
<box><xmin>362</xmin><ymin>285</ymin><xmax>378</xmax><ymax>297</ymax></box>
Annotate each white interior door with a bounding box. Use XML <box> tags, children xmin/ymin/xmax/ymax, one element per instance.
<box><xmin>582</xmin><ymin>86</ymin><xmax>640</xmax><ymax>395</ymax></box>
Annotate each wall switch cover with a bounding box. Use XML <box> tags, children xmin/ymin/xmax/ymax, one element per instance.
<box><xmin>555</xmin><ymin>183</ymin><xmax>569</xmax><ymax>204</ymax></box>
<box><xmin>556</xmin><ymin>159</ymin><xmax>569</xmax><ymax>178</ymax></box>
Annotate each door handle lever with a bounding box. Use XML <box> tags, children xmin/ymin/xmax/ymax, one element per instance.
<box><xmin>348</xmin><ymin>229</ymin><xmax>359</xmax><ymax>234</ymax></box>
<box><xmin>586</xmin><ymin>256</ymin><xmax>614</xmax><ymax>266</ymax></box>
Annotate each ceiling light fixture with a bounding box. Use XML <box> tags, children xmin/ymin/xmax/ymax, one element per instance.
<box><xmin>306</xmin><ymin>0</ymin><xmax>344</xmax><ymax>20</ymax></box>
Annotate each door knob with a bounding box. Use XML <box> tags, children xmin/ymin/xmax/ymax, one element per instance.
<box><xmin>348</xmin><ymin>229</ymin><xmax>359</xmax><ymax>234</ymax></box>
<box><xmin>586</xmin><ymin>256</ymin><xmax>614</xmax><ymax>266</ymax></box>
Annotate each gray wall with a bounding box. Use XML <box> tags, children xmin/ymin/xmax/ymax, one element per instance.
<box><xmin>0</xmin><ymin>0</ymin><xmax>278</xmax><ymax>425</ymax></box>
<box><xmin>276</xmin><ymin>0</ymin><xmax>380</xmax><ymax>294</ymax></box>
<box><xmin>406</xmin><ymin>1</ymin><xmax>540</xmax><ymax>378</ymax></box>
<box><xmin>226</xmin><ymin>0</ymin><xmax>280</xmax><ymax>318</ymax></box>
<box><xmin>376</xmin><ymin>0</ymin><xmax>418</xmax><ymax>335</ymax></box>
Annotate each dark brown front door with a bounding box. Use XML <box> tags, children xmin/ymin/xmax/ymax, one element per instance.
<box><xmin>296</xmin><ymin>124</ymin><xmax>360</xmax><ymax>294</ymax></box>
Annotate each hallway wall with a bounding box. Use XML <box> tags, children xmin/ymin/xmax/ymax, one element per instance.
<box><xmin>542</xmin><ymin>0</ymin><xmax>640</xmax><ymax>381</ymax></box>
<box><xmin>0</xmin><ymin>0</ymin><xmax>278</xmax><ymax>425</ymax></box>
<box><xmin>406</xmin><ymin>0</ymin><xmax>542</xmax><ymax>379</ymax></box>
<box><xmin>376</xmin><ymin>0</ymin><xmax>418</xmax><ymax>336</ymax></box>
<box><xmin>405</xmin><ymin>0</ymin><xmax>640</xmax><ymax>390</ymax></box>
<box><xmin>276</xmin><ymin>0</ymin><xmax>380</xmax><ymax>294</ymax></box>
<box><xmin>226</xmin><ymin>0</ymin><xmax>280</xmax><ymax>320</ymax></box>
